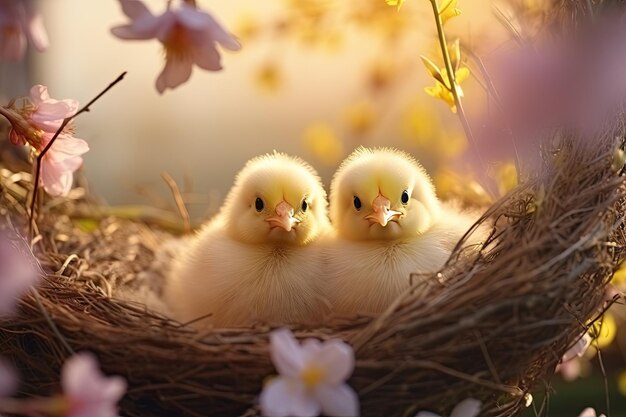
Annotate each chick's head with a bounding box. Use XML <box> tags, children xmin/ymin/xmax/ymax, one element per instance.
<box><xmin>222</xmin><ymin>152</ymin><xmax>330</xmax><ymax>245</ymax></box>
<box><xmin>330</xmin><ymin>147</ymin><xmax>440</xmax><ymax>241</ymax></box>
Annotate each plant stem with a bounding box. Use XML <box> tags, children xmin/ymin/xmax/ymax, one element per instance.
<box><xmin>28</xmin><ymin>72</ymin><xmax>127</xmax><ymax>238</ymax></box>
<box><xmin>428</xmin><ymin>0</ymin><xmax>493</xmax><ymax>196</ymax></box>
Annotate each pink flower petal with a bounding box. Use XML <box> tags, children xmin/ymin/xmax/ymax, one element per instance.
<box><xmin>48</xmin><ymin>136</ymin><xmax>89</xmax><ymax>159</ymax></box>
<box><xmin>40</xmin><ymin>156</ymin><xmax>76</xmax><ymax>196</ymax></box>
<box><xmin>300</xmin><ymin>339</ymin><xmax>322</xmax><ymax>357</ymax></box>
<box><xmin>21</xmin><ymin>0</ymin><xmax>48</xmax><ymax>52</ymax></box>
<box><xmin>118</xmin><ymin>0</ymin><xmax>151</xmax><ymax>20</ymax></box>
<box><xmin>269</xmin><ymin>328</ymin><xmax>303</xmax><ymax>378</ymax></box>
<box><xmin>316</xmin><ymin>384</ymin><xmax>360</xmax><ymax>417</ymax></box>
<box><xmin>61</xmin><ymin>352</ymin><xmax>127</xmax><ymax>417</ymax></box>
<box><xmin>51</xmin><ymin>154</ymin><xmax>84</xmax><ymax>172</ymax></box>
<box><xmin>110</xmin><ymin>19</ymin><xmax>159</xmax><ymax>40</ymax></box>
<box><xmin>153</xmin><ymin>11</ymin><xmax>177</xmax><ymax>41</ymax></box>
<box><xmin>562</xmin><ymin>333</ymin><xmax>592</xmax><ymax>362</ymax></box>
<box><xmin>30</xmin><ymin>101</ymin><xmax>76</xmax><ymax>131</ymax></box>
<box><xmin>557</xmin><ymin>358</ymin><xmax>582</xmax><ymax>381</ymax></box>
<box><xmin>205</xmin><ymin>14</ymin><xmax>241</xmax><ymax>51</ymax></box>
<box><xmin>0</xmin><ymin>233</ymin><xmax>39</xmax><ymax>317</ymax></box>
<box><xmin>176</xmin><ymin>4</ymin><xmax>214</xmax><ymax>31</ymax></box>
<box><xmin>260</xmin><ymin>378</ymin><xmax>320</xmax><ymax>417</ymax></box>
<box><xmin>111</xmin><ymin>1</ymin><xmax>171</xmax><ymax>41</ymax></box>
<box><xmin>26</xmin><ymin>86</ymin><xmax>79</xmax><ymax>132</ymax></box>
<box><xmin>155</xmin><ymin>57</ymin><xmax>193</xmax><ymax>94</ymax></box>
<box><xmin>24</xmin><ymin>12</ymin><xmax>48</xmax><ymax>51</ymax></box>
<box><xmin>450</xmin><ymin>398</ymin><xmax>481</xmax><ymax>417</ymax></box>
<box><xmin>29</xmin><ymin>84</ymin><xmax>50</xmax><ymax>105</ymax></box>
<box><xmin>310</xmin><ymin>339</ymin><xmax>354</xmax><ymax>385</ymax></box>
<box><xmin>194</xmin><ymin>43</ymin><xmax>222</xmax><ymax>71</ymax></box>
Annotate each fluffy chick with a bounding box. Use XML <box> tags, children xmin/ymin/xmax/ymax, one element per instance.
<box><xmin>325</xmin><ymin>147</ymin><xmax>484</xmax><ymax>315</ymax></box>
<box><xmin>165</xmin><ymin>152</ymin><xmax>331</xmax><ymax>328</ymax></box>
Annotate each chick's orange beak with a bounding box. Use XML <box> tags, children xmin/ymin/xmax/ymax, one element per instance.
<box><xmin>266</xmin><ymin>200</ymin><xmax>300</xmax><ymax>231</ymax></box>
<box><xmin>365</xmin><ymin>194</ymin><xmax>402</xmax><ymax>227</ymax></box>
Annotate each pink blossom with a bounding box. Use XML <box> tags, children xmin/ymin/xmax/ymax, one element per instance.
<box><xmin>556</xmin><ymin>357</ymin><xmax>582</xmax><ymax>381</ymax></box>
<box><xmin>61</xmin><ymin>352</ymin><xmax>127</xmax><ymax>417</ymax></box>
<box><xmin>0</xmin><ymin>0</ymin><xmax>48</xmax><ymax>61</ymax></box>
<box><xmin>0</xmin><ymin>85</ymin><xmax>89</xmax><ymax>196</ymax></box>
<box><xmin>28</xmin><ymin>85</ymin><xmax>88</xmax><ymax>196</ymax></box>
<box><xmin>468</xmin><ymin>16</ymin><xmax>626</xmax><ymax>191</ymax></box>
<box><xmin>556</xmin><ymin>332</ymin><xmax>591</xmax><ymax>381</ymax></box>
<box><xmin>0</xmin><ymin>232</ymin><xmax>39</xmax><ymax>317</ymax></box>
<box><xmin>111</xmin><ymin>0</ymin><xmax>241</xmax><ymax>93</ymax></box>
<box><xmin>562</xmin><ymin>333</ymin><xmax>592</xmax><ymax>363</ymax></box>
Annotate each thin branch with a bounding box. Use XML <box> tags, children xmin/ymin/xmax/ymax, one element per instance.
<box><xmin>427</xmin><ymin>0</ymin><xmax>494</xmax><ymax>197</ymax></box>
<box><xmin>29</xmin><ymin>72</ymin><xmax>127</xmax><ymax>238</ymax></box>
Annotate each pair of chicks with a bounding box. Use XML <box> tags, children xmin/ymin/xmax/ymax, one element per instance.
<box><xmin>165</xmin><ymin>148</ymin><xmax>482</xmax><ymax>328</ymax></box>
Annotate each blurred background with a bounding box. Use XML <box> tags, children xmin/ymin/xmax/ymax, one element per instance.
<box><xmin>2</xmin><ymin>0</ymin><xmax>508</xmax><ymax>218</ymax></box>
<box><xmin>1</xmin><ymin>0</ymin><xmax>625</xmax><ymax>415</ymax></box>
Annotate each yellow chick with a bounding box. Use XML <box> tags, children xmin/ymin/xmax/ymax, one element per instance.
<box><xmin>326</xmin><ymin>147</ymin><xmax>484</xmax><ymax>315</ymax></box>
<box><xmin>165</xmin><ymin>152</ymin><xmax>331</xmax><ymax>328</ymax></box>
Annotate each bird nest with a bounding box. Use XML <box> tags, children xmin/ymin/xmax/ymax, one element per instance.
<box><xmin>0</xmin><ymin>117</ymin><xmax>625</xmax><ymax>417</ymax></box>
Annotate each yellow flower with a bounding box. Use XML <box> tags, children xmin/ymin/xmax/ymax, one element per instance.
<box><xmin>385</xmin><ymin>0</ymin><xmax>405</xmax><ymax>10</ymax></box>
<box><xmin>439</xmin><ymin>0</ymin><xmax>461</xmax><ymax>24</ymax></box>
<box><xmin>342</xmin><ymin>101</ymin><xmax>376</xmax><ymax>135</ymax></box>
<box><xmin>424</xmin><ymin>67</ymin><xmax>469</xmax><ymax>113</ymax></box>
<box><xmin>303</xmin><ymin>123</ymin><xmax>344</xmax><ymax>166</ymax></box>
<box><xmin>254</xmin><ymin>62</ymin><xmax>282</xmax><ymax>93</ymax></box>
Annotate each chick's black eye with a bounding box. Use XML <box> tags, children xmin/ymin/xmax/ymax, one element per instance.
<box><xmin>353</xmin><ymin>196</ymin><xmax>362</xmax><ymax>211</ymax></box>
<box><xmin>401</xmin><ymin>190</ymin><xmax>410</xmax><ymax>205</ymax></box>
<box><xmin>301</xmin><ymin>199</ymin><xmax>308</xmax><ymax>212</ymax></box>
<box><xmin>255</xmin><ymin>197</ymin><xmax>264</xmax><ymax>212</ymax></box>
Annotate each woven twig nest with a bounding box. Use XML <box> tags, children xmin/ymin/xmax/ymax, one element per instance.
<box><xmin>0</xmin><ymin>118</ymin><xmax>625</xmax><ymax>417</ymax></box>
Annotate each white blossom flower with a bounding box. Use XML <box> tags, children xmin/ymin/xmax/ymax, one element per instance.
<box><xmin>260</xmin><ymin>328</ymin><xmax>359</xmax><ymax>417</ymax></box>
<box><xmin>415</xmin><ymin>398</ymin><xmax>481</xmax><ymax>417</ymax></box>
<box><xmin>578</xmin><ymin>407</ymin><xmax>606</xmax><ymax>417</ymax></box>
